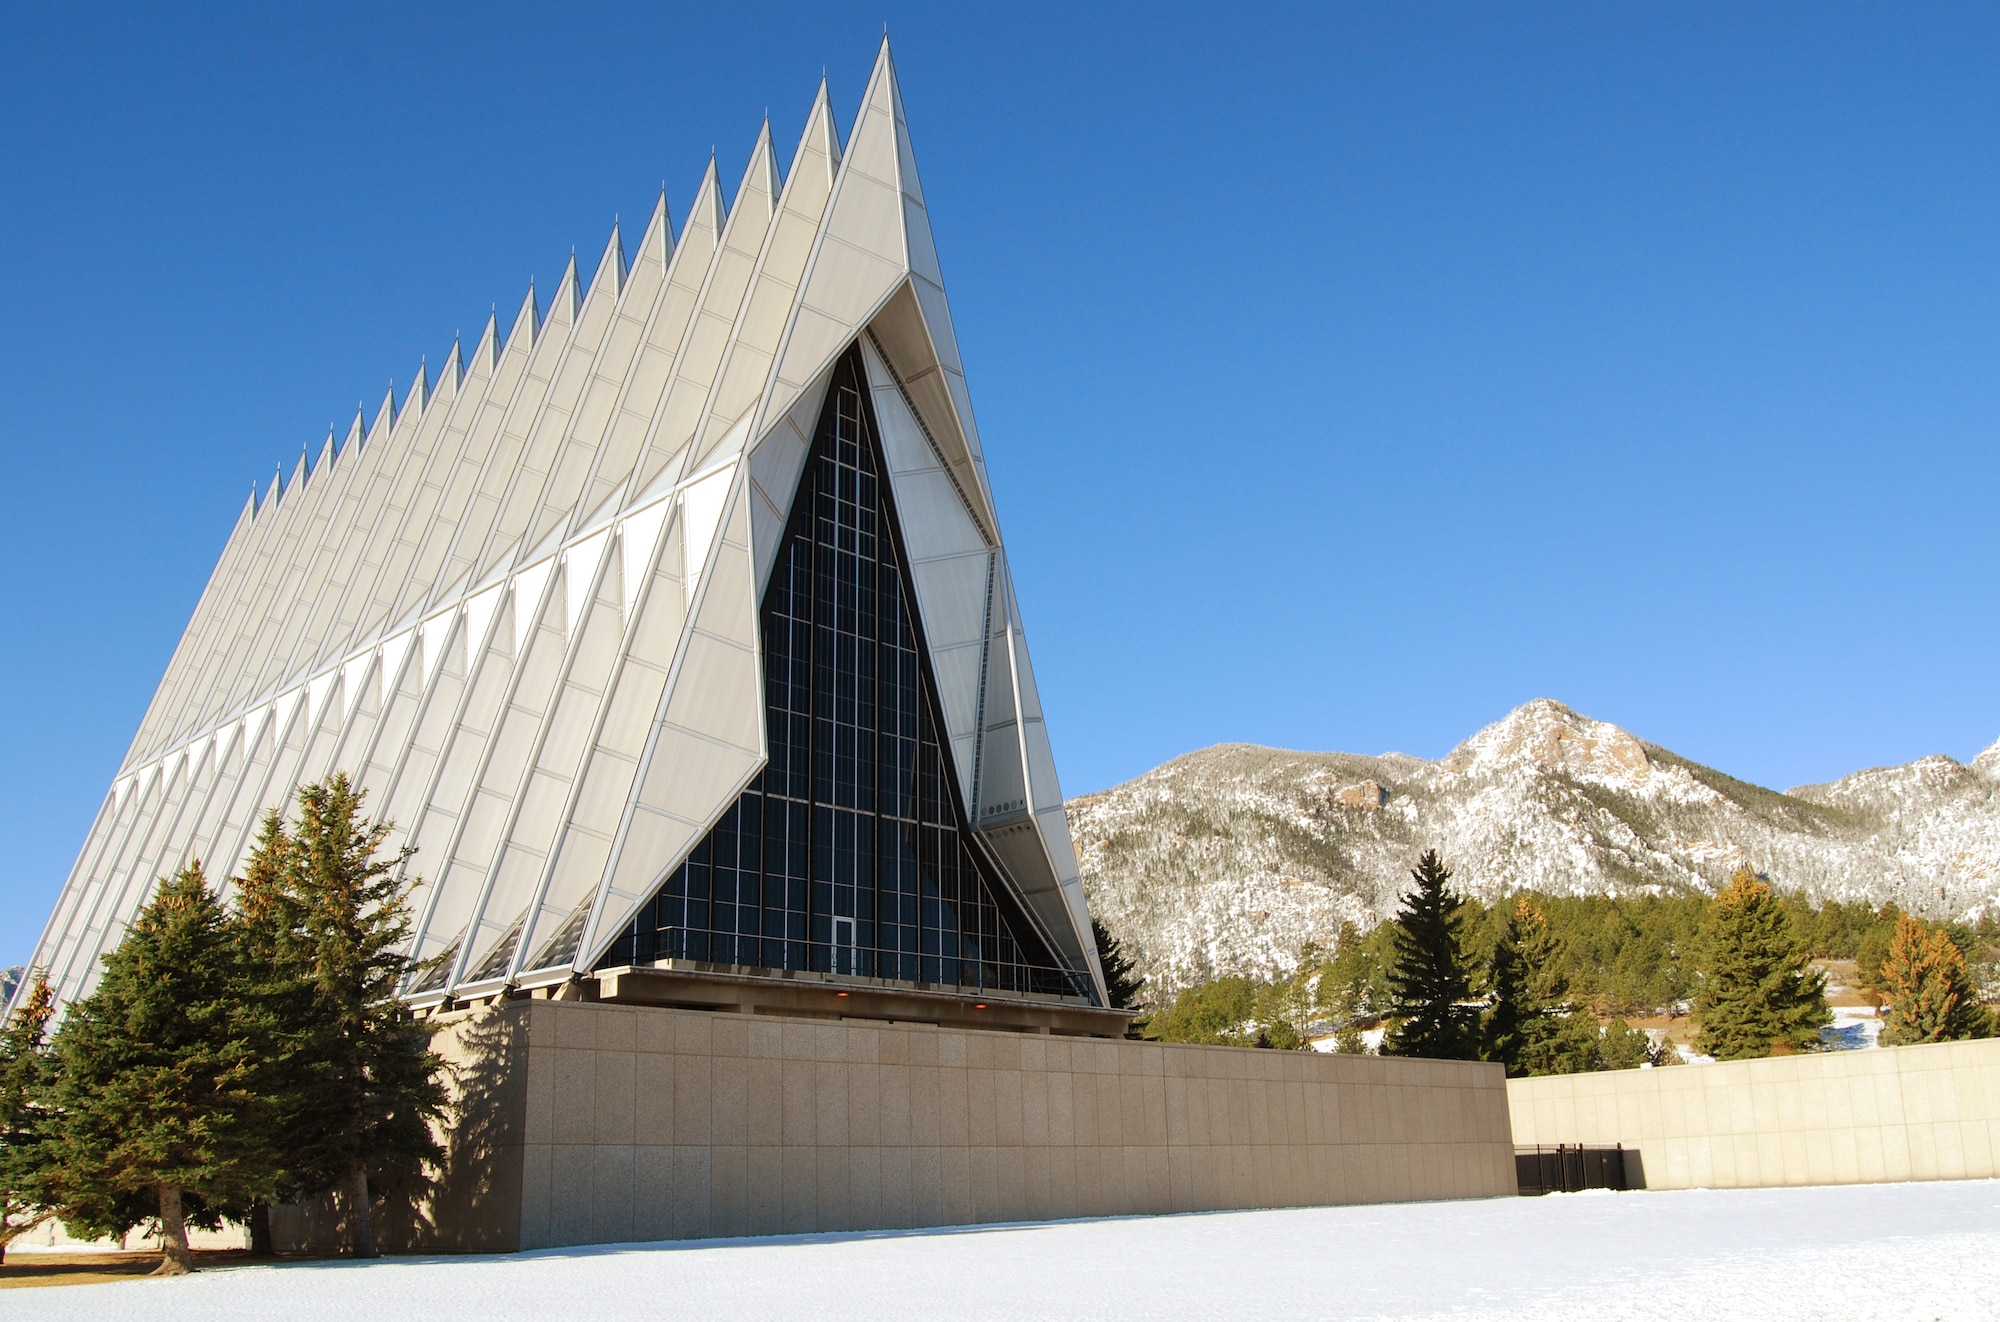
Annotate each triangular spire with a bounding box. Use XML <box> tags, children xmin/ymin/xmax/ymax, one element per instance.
<box><xmin>802</xmin><ymin>77</ymin><xmax>842</xmax><ymax>182</ymax></box>
<box><xmin>508</xmin><ymin>283</ymin><xmax>539</xmax><ymax>352</ymax></box>
<box><xmin>268</xmin><ymin>463</ymin><xmax>285</xmax><ymax>510</ymax></box>
<box><xmin>344</xmin><ymin>407</ymin><xmax>366</xmax><ymax>455</ymax></box>
<box><xmin>288</xmin><ymin>448</ymin><xmax>309</xmax><ymax>495</ymax></box>
<box><xmin>316</xmin><ymin>429</ymin><xmax>336</xmax><ymax>477</ymax></box>
<box><xmin>402</xmin><ymin>362</ymin><xmax>429</xmax><ymax>421</ymax></box>
<box><xmin>732</xmin><ymin>119</ymin><xmax>781</xmax><ymax>225</ymax></box>
<box><xmin>436</xmin><ymin>337</ymin><xmax>464</xmax><ymax>403</ymax></box>
<box><xmin>545</xmin><ymin>256</ymin><xmax>580</xmax><ymax>331</ymax></box>
<box><xmin>882</xmin><ymin>41</ymin><xmax>924</xmax><ymax>209</ymax></box>
<box><xmin>684</xmin><ymin>156</ymin><xmax>725</xmax><ymax>249</ymax></box>
<box><xmin>644</xmin><ymin>186</ymin><xmax>674</xmax><ymax>272</ymax></box>
<box><xmin>474</xmin><ymin>310</ymin><xmax>502</xmax><ymax>372</ymax></box>
<box><xmin>368</xmin><ymin>386</ymin><xmax>396</xmax><ymax>446</ymax></box>
<box><xmin>591</xmin><ymin>222</ymin><xmax>626</xmax><ymax>300</ymax></box>
<box><xmin>760</xmin><ymin>36</ymin><xmax>916</xmax><ymax>435</ymax></box>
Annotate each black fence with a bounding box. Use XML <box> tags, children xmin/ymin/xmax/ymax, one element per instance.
<box><xmin>1515</xmin><ymin>1144</ymin><xmax>1645</xmax><ymax>1195</ymax></box>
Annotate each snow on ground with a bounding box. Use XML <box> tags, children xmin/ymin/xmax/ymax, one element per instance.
<box><xmin>1824</xmin><ymin>1008</ymin><xmax>1885</xmax><ymax>1051</ymax></box>
<box><xmin>8</xmin><ymin>1179</ymin><xmax>1999</xmax><ymax>1322</ymax></box>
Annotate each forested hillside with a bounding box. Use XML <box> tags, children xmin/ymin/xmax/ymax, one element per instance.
<box><xmin>1070</xmin><ymin>700</ymin><xmax>2000</xmax><ymax>997</ymax></box>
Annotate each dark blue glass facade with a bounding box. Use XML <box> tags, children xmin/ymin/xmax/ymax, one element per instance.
<box><xmin>596</xmin><ymin>347</ymin><xmax>1081</xmax><ymax>1000</ymax></box>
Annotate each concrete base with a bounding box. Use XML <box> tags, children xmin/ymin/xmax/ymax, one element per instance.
<box><xmin>281</xmin><ymin>999</ymin><xmax>1516</xmax><ymax>1253</ymax></box>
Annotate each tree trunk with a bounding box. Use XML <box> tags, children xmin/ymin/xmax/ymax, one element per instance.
<box><xmin>248</xmin><ymin>1203</ymin><xmax>273</xmax><ymax>1256</ymax></box>
<box><xmin>346</xmin><ymin>1161</ymin><xmax>378</xmax><ymax>1258</ymax></box>
<box><xmin>154</xmin><ymin>1184</ymin><xmax>192</xmax><ymax>1275</ymax></box>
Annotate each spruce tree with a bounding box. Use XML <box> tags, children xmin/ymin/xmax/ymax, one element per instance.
<box><xmin>0</xmin><ymin>973</ymin><xmax>56</xmax><ymax>1262</ymax></box>
<box><xmin>1481</xmin><ymin>899</ymin><xmax>1540</xmax><ymax>1075</ymax></box>
<box><xmin>1879</xmin><ymin>913</ymin><xmax>1992</xmax><ymax>1045</ymax></box>
<box><xmin>1092</xmin><ymin>917</ymin><xmax>1145</xmax><ymax>1011</ymax></box>
<box><xmin>1482</xmin><ymin>898</ymin><xmax>1601</xmax><ymax>1075</ymax></box>
<box><xmin>228</xmin><ymin>809</ymin><xmax>319</xmax><ymax>1253</ymax></box>
<box><xmin>1319</xmin><ymin>920</ymin><xmax>1388</xmax><ymax>1030</ymax></box>
<box><xmin>1382</xmin><ymin>851</ymin><xmax>1479</xmax><ymax>1060</ymax></box>
<box><xmin>280</xmin><ymin>775</ymin><xmax>444</xmax><ymax>1258</ymax></box>
<box><xmin>1141</xmin><ymin>977</ymin><xmax>1262</xmax><ymax>1046</ymax></box>
<box><xmin>1694</xmin><ymin>867</ymin><xmax>1830</xmax><ymax>1061</ymax></box>
<box><xmin>45</xmin><ymin>864</ymin><xmax>280</xmax><ymax>1274</ymax></box>
<box><xmin>1597</xmin><ymin>1019</ymin><xmax>1653</xmax><ymax>1070</ymax></box>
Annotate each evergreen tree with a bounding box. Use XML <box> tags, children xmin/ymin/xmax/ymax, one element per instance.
<box><xmin>1694</xmin><ymin>867</ymin><xmax>1830</xmax><ymax>1061</ymax></box>
<box><xmin>1514</xmin><ymin>904</ymin><xmax>1605</xmax><ymax>1075</ymax></box>
<box><xmin>1481</xmin><ymin>898</ymin><xmax>1540</xmax><ymax>1075</ymax></box>
<box><xmin>228</xmin><ymin>809</ymin><xmax>319</xmax><ymax>1254</ymax></box>
<box><xmin>1481</xmin><ymin>898</ymin><xmax>1602</xmax><ymax>1075</ymax></box>
<box><xmin>1382</xmin><ymin>851</ymin><xmax>1480</xmax><ymax>1060</ymax></box>
<box><xmin>1330</xmin><ymin>1024</ymin><xmax>1368</xmax><ymax>1054</ymax></box>
<box><xmin>0</xmin><ymin>973</ymin><xmax>56</xmax><ymax>1262</ymax></box>
<box><xmin>1879</xmin><ymin>913</ymin><xmax>1993</xmax><ymax>1045</ymax></box>
<box><xmin>1092</xmin><ymin>917</ymin><xmax>1145</xmax><ymax>1011</ymax></box>
<box><xmin>44</xmin><ymin>864</ymin><xmax>280</xmax><ymax>1274</ymax></box>
<box><xmin>1597</xmin><ymin>1018</ymin><xmax>1653</xmax><ymax>1070</ymax></box>
<box><xmin>1252</xmin><ymin>966</ymin><xmax>1313</xmax><ymax>1050</ymax></box>
<box><xmin>1318</xmin><ymin>920</ymin><xmax>1390</xmax><ymax>1029</ymax></box>
<box><xmin>279</xmin><ymin>775</ymin><xmax>445</xmax><ymax>1258</ymax></box>
<box><xmin>1141</xmin><ymin>977</ymin><xmax>1262</xmax><ymax>1046</ymax></box>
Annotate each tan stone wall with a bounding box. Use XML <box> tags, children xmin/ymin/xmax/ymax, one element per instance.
<box><xmin>272</xmin><ymin>1005</ymin><xmax>529</xmax><ymax>1255</ymax></box>
<box><xmin>406</xmin><ymin>999</ymin><xmax>1514</xmax><ymax>1251</ymax></box>
<box><xmin>1508</xmin><ymin>1037</ymin><xmax>2000</xmax><ymax>1190</ymax></box>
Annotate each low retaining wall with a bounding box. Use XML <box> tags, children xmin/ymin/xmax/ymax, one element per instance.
<box><xmin>292</xmin><ymin>999</ymin><xmax>1515</xmax><ymax>1252</ymax></box>
<box><xmin>1508</xmin><ymin>1037</ymin><xmax>2000</xmax><ymax>1190</ymax></box>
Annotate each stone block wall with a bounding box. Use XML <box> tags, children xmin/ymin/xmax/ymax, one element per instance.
<box><xmin>361</xmin><ymin>999</ymin><xmax>1515</xmax><ymax>1252</ymax></box>
<box><xmin>1507</xmin><ymin>1037</ymin><xmax>2000</xmax><ymax>1190</ymax></box>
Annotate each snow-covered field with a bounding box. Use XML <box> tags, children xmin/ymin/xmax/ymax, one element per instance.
<box><xmin>9</xmin><ymin>1180</ymin><xmax>1998</xmax><ymax>1321</ymax></box>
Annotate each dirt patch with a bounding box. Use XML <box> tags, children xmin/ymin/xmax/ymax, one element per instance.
<box><xmin>1816</xmin><ymin>959</ymin><xmax>1882</xmax><ymax>1010</ymax></box>
<box><xmin>0</xmin><ymin>1248</ymin><xmax>323</xmax><ymax>1289</ymax></box>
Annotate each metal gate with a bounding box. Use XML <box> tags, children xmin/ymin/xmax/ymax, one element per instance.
<box><xmin>1515</xmin><ymin>1143</ymin><xmax>1641</xmax><ymax>1194</ymax></box>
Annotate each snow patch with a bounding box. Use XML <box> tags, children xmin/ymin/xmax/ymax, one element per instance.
<box><xmin>13</xmin><ymin>1181</ymin><xmax>2000</xmax><ymax>1322</ymax></box>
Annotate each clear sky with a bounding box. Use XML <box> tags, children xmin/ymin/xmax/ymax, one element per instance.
<box><xmin>3</xmin><ymin>5</ymin><xmax>1996</xmax><ymax>967</ymax></box>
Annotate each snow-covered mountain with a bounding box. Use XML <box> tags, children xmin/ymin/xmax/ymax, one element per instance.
<box><xmin>1068</xmin><ymin>699</ymin><xmax>2000</xmax><ymax>997</ymax></box>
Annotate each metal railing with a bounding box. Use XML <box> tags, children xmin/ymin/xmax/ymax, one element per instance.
<box><xmin>601</xmin><ymin>924</ymin><xmax>1096</xmax><ymax>1004</ymax></box>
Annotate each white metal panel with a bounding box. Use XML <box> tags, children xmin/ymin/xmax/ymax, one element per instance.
<box><xmin>582</xmin><ymin>482</ymin><xmax>763</xmax><ymax>964</ymax></box>
<box><xmin>627</xmin><ymin>127</ymin><xmax>781</xmax><ymax>500</ymax></box>
<box><xmin>27</xmin><ymin>43</ymin><xmax>1108</xmax><ymax>1011</ymax></box>
<box><xmin>572</xmin><ymin>165</ymin><xmax>722</xmax><ymax>528</ymax></box>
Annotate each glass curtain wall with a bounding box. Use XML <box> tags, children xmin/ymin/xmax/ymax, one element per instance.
<box><xmin>596</xmin><ymin>346</ymin><xmax>1082</xmax><ymax>1000</ymax></box>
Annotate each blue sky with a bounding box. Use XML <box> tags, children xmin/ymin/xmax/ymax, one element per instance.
<box><xmin>3</xmin><ymin>5</ymin><xmax>1997</xmax><ymax>965</ymax></box>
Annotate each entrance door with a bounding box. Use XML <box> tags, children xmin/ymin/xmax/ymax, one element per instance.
<box><xmin>830</xmin><ymin>916</ymin><xmax>857</xmax><ymax>976</ymax></box>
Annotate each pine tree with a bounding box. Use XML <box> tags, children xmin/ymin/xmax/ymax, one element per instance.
<box><xmin>1092</xmin><ymin>917</ymin><xmax>1145</xmax><ymax>1011</ymax></box>
<box><xmin>1482</xmin><ymin>898</ymin><xmax>1601</xmax><ymax>1075</ymax></box>
<box><xmin>1879</xmin><ymin>913</ymin><xmax>1993</xmax><ymax>1045</ymax></box>
<box><xmin>1481</xmin><ymin>899</ymin><xmax>1540</xmax><ymax>1075</ymax></box>
<box><xmin>44</xmin><ymin>864</ymin><xmax>280</xmax><ymax>1274</ymax></box>
<box><xmin>1141</xmin><ymin>977</ymin><xmax>1262</xmax><ymax>1046</ymax></box>
<box><xmin>1597</xmin><ymin>1018</ymin><xmax>1653</xmax><ymax>1070</ymax></box>
<box><xmin>1382</xmin><ymin>851</ymin><xmax>1479</xmax><ymax>1060</ymax></box>
<box><xmin>1318</xmin><ymin>920</ymin><xmax>1388</xmax><ymax>1032</ymax></box>
<box><xmin>228</xmin><ymin>809</ymin><xmax>319</xmax><ymax>1254</ymax></box>
<box><xmin>1694</xmin><ymin>867</ymin><xmax>1830</xmax><ymax>1061</ymax></box>
<box><xmin>0</xmin><ymin>973</ymin><xmax>56</xmax><ymax>1262</ymax></box>
<box><xmin>280</xmin><ymin>775</ymin><xmax>444</xmax><ymax>1258</ymax></box>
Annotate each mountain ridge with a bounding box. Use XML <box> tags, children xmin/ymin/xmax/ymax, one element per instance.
<box><xmin>1067</xmin><ymin>699</ymin><xmax>2000</xmax><ymax>997</ymax></box>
